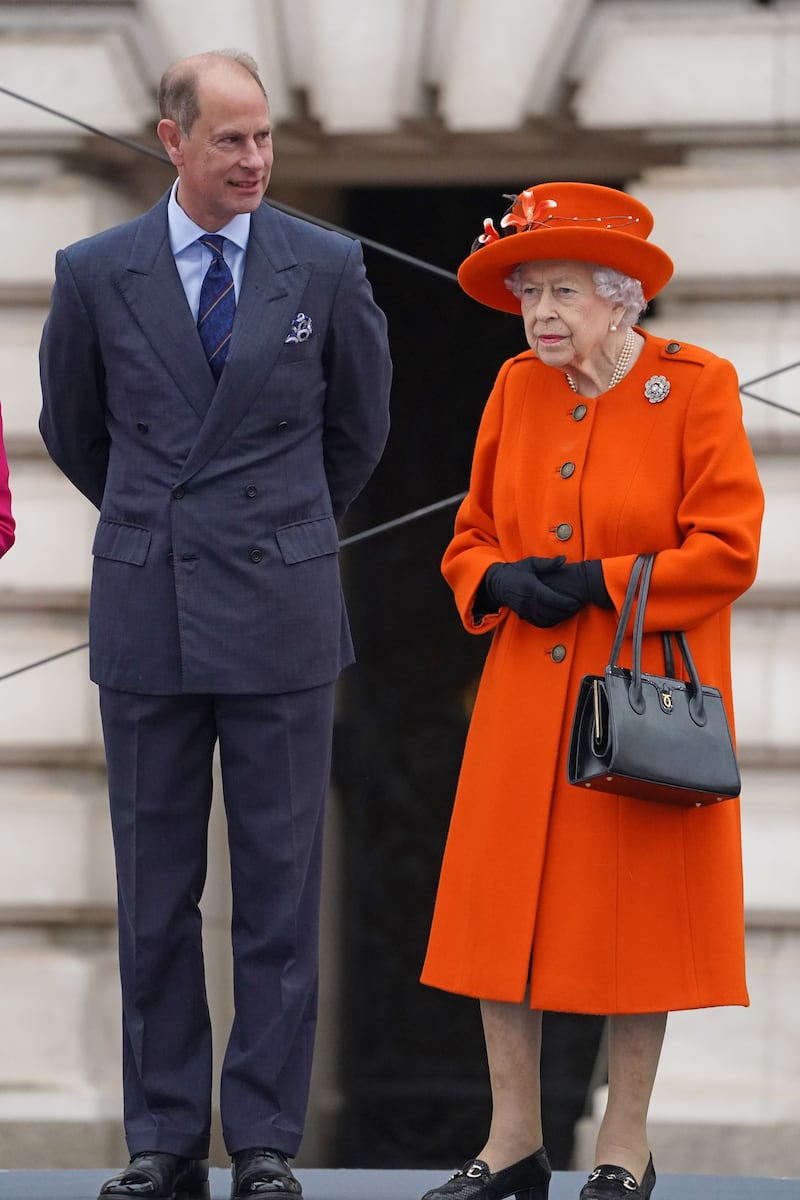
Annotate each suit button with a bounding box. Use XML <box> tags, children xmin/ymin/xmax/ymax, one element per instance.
<box><xmin>560</xmin><ymin>462</ymin><xmax>575</xmax><ymax>479</ymax></box>
<box><xmin>277</xmin><ymin>420</ymin><xmax>289</xmax><ymax>432</ymax></box>
<box><xmin>555</xmin><ymin>522</ymin><xmax>573</xmax><ymax>541</ymax></box>
<box><xmin>666</xmin><ymin>342</ymin><xmax>681</xmax><ymax>354</ymax></box>
<box><xmin>136</xmin><ymin>422</ymin><xmax>149</xmax><ymax>433</ymax></box>
<box><xmin>550</xmin><ymin>644</ymin><xmax>567</xmax><ymax>663</ymax></box>
<box><xmin>245</xmin><ymin>484</ymin><xmax>258</xmax><ymax>498</ymax></box>
<box><xmin>167</xmin><ymin>552</ymin><xmax>174</xmax><ymax>564</ymax></box>
<box><xmin>249</xmin><ymin>548</ymin><xmax>263</xmax><ymax>563</ymax></box>
<box><xmin>172</xmin><ymin>485</ymin><xmax>185</xmax><ymax>499</ymax></box>
<box><xmin>572</xmin><ymin>404</ymin><xmax>587</xmax><ymax>421</ymax></box>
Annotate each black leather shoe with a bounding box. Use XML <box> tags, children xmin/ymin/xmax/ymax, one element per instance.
<box><xmin>98</xmin><ymin>1152</ymin><xmax>210</xmax><ymax>1200</ymax></box>
<box><xmin>420</xmin><ymin>1146</ymin><xmax>551</xmax><ymax>1200</ymax></box>
<box><xmin>231</xmin><ymin>1148</ymin><xmax>302</xmax><ymax>1198</ymax></box>
<box><xmin>579</xmin><ymin>1156</ymin><xmax>656</xmax><ymax>1200</ymax></box>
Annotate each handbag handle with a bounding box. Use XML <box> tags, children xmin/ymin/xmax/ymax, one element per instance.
<box><xmin>608</xmin><ymin>554</ymin><xmax>646</xmax><ymax>667</ymax></box>
<box><xmin>610</xmin><ymin>553</ymin><xmax>708</xmax><ymax>727</ymax></box>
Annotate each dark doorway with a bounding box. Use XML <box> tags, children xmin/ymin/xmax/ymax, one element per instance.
<box><xmin>333</xmin><ymin>185</ymin><xmax>604</xmax><ymax>1169</ymax></box>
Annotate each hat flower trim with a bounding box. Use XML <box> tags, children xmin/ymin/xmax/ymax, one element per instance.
<box><xmin>475</xmin><ymin>190</ymin><xmax>557</xmax><ymax>248</ymax></box>
<box><xmin>471</xmin><ymin>187</ymin><xmax>643</xmax><ymax>252</ymax></box>
<box><xmin>476</xmin><ymin>217</ymin><xmax>502</xmax><ymax>246</ymax></box>
<box><xmin>501</xmin><ymin>188</ymin><xmax>558</xmax><ymax>232</ymax></box>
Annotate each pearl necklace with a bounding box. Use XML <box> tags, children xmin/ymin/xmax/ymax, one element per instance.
<box><xmin>566</xmin><ymin>326</ymin><xmax>636</xmax><ymax>395</ymax></box>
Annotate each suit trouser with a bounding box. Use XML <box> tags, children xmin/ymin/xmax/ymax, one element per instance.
<box><xmin>98</xmin><ymin>684</ymin><xmax>336</xmax><ymax>1160</ymax></box>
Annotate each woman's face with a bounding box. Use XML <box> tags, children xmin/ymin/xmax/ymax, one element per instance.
<box><xmin>518</xmin><ymin>260</ymin><xmax>623</xmax><ymax>371</ymax></box>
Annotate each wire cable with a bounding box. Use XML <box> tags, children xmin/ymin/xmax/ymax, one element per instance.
<box><xmin>0</xmin><ymin>493</ymin><xmax>469</xmax><ymax>683</ymax></box>
<box><xmin>740</xmin><ymin>389</ymin><xmax>800</xmax><ymax>418</ymax></box>
<box><xmin>0</xmin><ymin>86</ymin><xmax>458</xmax><ymax>284</ymax></box>
<box><xmin>0</xmin><ymin>85</ymin><xmax>798</xmax><ymax>685</ymax></box>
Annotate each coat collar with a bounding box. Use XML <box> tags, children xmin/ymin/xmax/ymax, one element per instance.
<box><xmin>115</xmin><ymin>193</ymin><xmax>213</xmax><ymax>420</ymax></box>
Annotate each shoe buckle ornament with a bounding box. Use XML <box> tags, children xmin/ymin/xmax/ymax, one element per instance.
<box><xmin>465</xmin><ymin>1163</ymin><xmax>484</xmax><ymax>1178</ymax></box>
<box><xmin>588</xmin><ymin>1167</ymin><xmax>638</xmax><ymax>1190</ymax></box>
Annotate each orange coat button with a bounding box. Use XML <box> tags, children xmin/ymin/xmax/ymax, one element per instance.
<box><xmin>555</xmin><ymin>523</ymin><xmax>573</xmax><ymax>541</ymax></box>
<box><xmin>560</xmin><ymin>462</ymin><xmax>575</xmax><ymax>478</ymax></box>
<box><xmin>572</xmin><ymin>404</ymin><xmax>587</xmax><ymax>421</ymax></box>
<box><xmin>550</xmin><ymin>644</ymin><xmax>567</xmax><ymax>663</ymax></box>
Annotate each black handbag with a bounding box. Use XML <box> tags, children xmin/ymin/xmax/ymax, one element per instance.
<box><xmin>567</xmin><ymin>553</ymin><xmax>740</xmax><ymax>807</ymax></box>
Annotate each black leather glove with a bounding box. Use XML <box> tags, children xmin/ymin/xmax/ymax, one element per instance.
<box><xmin>478</xmin><ymin>555</ymin><xmax>583</xmax><ymax>627</ymax></box>
<box><xmin>545</xmin><ymin>559</ymin><xmax>613</xmax><ymax>610</ymax></box>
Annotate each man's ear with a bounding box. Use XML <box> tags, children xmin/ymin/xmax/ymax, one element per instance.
<box><xmin>157</xmin><ymin>119</ymin><xmax>184</xmax><ymax>167</ymax></box>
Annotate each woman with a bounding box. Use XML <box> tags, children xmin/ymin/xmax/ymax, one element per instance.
<box><xmin>420</xmin><ymin>182</ymin><xmax>763</xmax><ymax>1200</ymax></box>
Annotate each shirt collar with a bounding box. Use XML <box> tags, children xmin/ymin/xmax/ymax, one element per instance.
<box><xmin>167</xmin><ymin>179</ymin><xmax>251</xmax><ymax>254</ymax></box>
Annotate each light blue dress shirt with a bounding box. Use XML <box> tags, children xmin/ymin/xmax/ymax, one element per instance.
<box><xmin>167</xmin><ymin>179</ymin><xmax>251</xmax><ymax>321</ymax></box>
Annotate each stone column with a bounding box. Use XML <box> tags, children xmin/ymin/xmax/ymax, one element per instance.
<box><xmin>0</xmin><ymin>159</ymin><xmax>133</xmax><ymax>1166</ymax></box>
<box><xmin>575</xmin><ymin>149</ymin><xmax>800</xmax><ymax>1177</ymax></box>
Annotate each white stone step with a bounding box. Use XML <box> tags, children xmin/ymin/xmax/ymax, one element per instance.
<box><xmin>0</xmin><ymin>934</ymin><xmax>120</xmax><ymax>1095</ymax></box>
<box><xmin>0</xmin><ymin>768</ymin><xmax>114</xmax><ymax>912</ymax></box>
<box><xmin>0</xmin><ymin>172</ymin><xmax>138</xmax><ymax>294</ymax></box>
<box><xmin>644</xmin><ymin>303</ymin><xmax>800</xmax><ymax>449</ymax></box>
<box><xmin>732</xmin><ymin>608</ymin><xmax>800</xmax><ymax>755</ymax></box>
<box><xmin>0</xmin><ymin>613</ymin><xmax>97</xmax><ymax>749</ymax></box>
<box><xmin>0</xmin><ymin>306</ymin><xmax>48</xmax><ymax>442</ymax></box>
<box><xmin>1</xmin><ymin>456</ymin><xmax>95</xmax><ymax>594</ymax></box>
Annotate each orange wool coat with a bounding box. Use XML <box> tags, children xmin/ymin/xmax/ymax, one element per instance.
<box><xmin>421</xmin><ymin>332</ymin><xmax>764</xmax><ymax>1014</ymax></box>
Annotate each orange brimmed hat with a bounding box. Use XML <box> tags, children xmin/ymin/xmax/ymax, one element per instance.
<box><xmin>457</xmin><ymin>181</ymin><xmax>674</xmax><ymax>314</ymax></box>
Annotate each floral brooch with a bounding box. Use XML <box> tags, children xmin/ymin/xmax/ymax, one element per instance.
<box><xmin>644</xmin><ymin>375</ymin><xmax>670</xmax><ymax>404</ymax></box>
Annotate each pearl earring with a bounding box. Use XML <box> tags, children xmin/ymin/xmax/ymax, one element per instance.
<box><xmin>610</xmin><ymin>324</ymin><xmax>617</xmax><ymax>332</ymax></box>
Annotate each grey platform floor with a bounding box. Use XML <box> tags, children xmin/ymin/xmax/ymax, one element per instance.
<box><xmin>1</xmin><ymin>1169</ymin><xmax>799</xmax><ymax>1200</ymax></box>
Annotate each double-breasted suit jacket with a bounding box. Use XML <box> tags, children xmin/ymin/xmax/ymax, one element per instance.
<box><xmin>39</xmin><ymin>191</ymin><xmax>391</xmax><ymax>694</ymax></box>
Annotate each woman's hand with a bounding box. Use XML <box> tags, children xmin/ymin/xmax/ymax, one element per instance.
<box><xmin>480</xmin><ymin>555</ymin><xmax>582</xmax><ymax>627</ymax></box>
<box><xmin>545</xmin><ymin>560</ymin><xmax>613</xmax><ymax>610</ymax></box>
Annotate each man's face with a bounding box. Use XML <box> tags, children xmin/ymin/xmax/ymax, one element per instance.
<box><xmin>159</xmin><ymin>64</ymin><xmax>273</xmax><ymax>231</ymax></box>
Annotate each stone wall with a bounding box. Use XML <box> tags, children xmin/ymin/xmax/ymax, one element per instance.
<box><xmin>0</xmin><ymin>0</ymin><xmax>798</xmax><ymax>1175</ymax></box>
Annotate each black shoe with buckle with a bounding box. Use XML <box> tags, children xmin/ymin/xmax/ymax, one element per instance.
<box><xmin>579</xmin><ymin>1156</ymin><xmax>656</xmax><ymax>1200</ymax></box>
<box><xmin>97</xmin><ymin>1152</ymin><xmax>210</xmax><ymax>1200</ymax></box>
<box><xmin>420</xmin><ymin>1146</ymin><xmax>551</xmax><ymax>1200</ymax></box>
<box><xmin>231</xmin><ymin>1148</ymin><xmax>302</xmax><ymax>1199</ymax></box>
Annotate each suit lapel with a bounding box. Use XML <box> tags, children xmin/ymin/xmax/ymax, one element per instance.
<box><xmin>114</xmin><ymin>195</ymin><xmax>216</xmax><ymax>421</ymax></box>
<box><xmin>177</xmin><ymin>203</ymin><xmax>312</xmax><ymax>484</ymax></box>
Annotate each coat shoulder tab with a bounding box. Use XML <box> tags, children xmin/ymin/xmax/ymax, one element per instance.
<box><xmin>653</xmin><ymin>335</ymin><xmax>715</xmax><ymax>367</ymax></box>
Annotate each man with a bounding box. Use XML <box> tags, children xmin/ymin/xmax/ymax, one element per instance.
<box><xmin>39</xmin><ymin>49</ymin><xmax>391</xmax><ymax>1200</ymax></box>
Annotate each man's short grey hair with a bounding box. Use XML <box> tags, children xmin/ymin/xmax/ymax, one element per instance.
<box><xmin>158</xmin><ymin>49</ymin><xmax>268</xmax><ymax>137</ymax></box>
<box><xmin>506</xmin><ymin>262</ymin><xmax>646</xmax><ymax>328</ymax></box>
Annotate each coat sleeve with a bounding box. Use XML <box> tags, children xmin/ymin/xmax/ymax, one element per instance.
<box><xmin>441</xmin><ymin>359</ymin><xmax>514</xmax><ymax>634</ymax></box>
<box><xmin>0</xmin><ymin>404</ymin><xmax>15</xmax><ymax>557</ymax></box>
<box><xmin>39</xmin><ymin>249</ymin><xmax>109</xmax><ymax>510</ymax></box>
<box><xmin>601</xmin><ymin>354</ymin><xmax>764</xmax><ymax>631</ymax></box>
<box><xmin>321</xmin><ymin>239</ymin><xmax>391</xmax><ymax>519</ymax></box>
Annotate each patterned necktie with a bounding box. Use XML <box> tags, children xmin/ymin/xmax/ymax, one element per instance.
<box><xmin>197</xmin><ymin>234</ymin><xmax>235</xmax><ymax>381</ymax></box>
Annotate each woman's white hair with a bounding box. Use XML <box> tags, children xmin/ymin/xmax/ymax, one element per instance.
<box><xmin>506</xmin><ymin>263</ymin><xmax>646</xmax><ymax>328</ymax></box>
